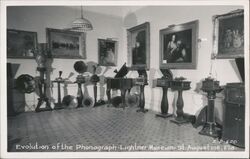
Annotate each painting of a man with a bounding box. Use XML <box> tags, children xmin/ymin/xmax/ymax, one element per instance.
<box><xmin>132</xmin><ymin>30</ymin><xmax>146</xmax><ymax>65</ymax></box>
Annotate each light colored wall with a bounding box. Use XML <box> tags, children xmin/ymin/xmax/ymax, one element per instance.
<box><xmin>7</xmin><ymin>6</ymin><xmax>244</xmax><ymax>124</ymax></box>
<box><xmin>123</xmin><ymin>6</ymin><xmax>244</xmax><ymax>123</ymax></box>
<box><xmin>7</xmin><ymin>6</ymin><xmax>124</xmax><ymax>110</ymax></box>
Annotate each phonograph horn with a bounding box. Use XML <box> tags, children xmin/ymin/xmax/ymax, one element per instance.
<box><xmin>111</xmin><ymin>96</ymin><xmax>122</xmax><ymax>107</ymax></box>
<box><xmin>82</xmin><ymin>85</ymin><xmax>94</xmax><ymax>107</ymax></box>
<box><xmin>82</xmin><ymin>96</ymin><xmax>94</xmax><ymax>107</ymax></box>
<box><xmin>125</xmin><ymin>93</ymin><xmax>139</xmax><ymax>107</ymax></box>
<box><xmin>16</xmin><ymin>74</ymin><xmax>35</xmax><ymax>94</ymax></box>
<box><xmin>74</xmin><ymin>61</ymin><xmax>87</xmax><ymax>74</ymax></box>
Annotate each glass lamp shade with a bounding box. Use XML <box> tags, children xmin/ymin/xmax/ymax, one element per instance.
<box><xmin>70</xmin><ymin>17</ymin><xmax>93</xmax><ymax>32</ymax></box>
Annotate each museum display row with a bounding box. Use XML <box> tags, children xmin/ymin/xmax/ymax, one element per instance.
<box><xmin>7</xmin><ymin>9</ymin><xmax>245</xmax><ymax>148</ymax></box>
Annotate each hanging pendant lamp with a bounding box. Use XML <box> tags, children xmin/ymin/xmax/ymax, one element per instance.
<box><xmin>70</xmin><ymin>6</ymin><xmax>93</xmax><ymax>32</ymax></box>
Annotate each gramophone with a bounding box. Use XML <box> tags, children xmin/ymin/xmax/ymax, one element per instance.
<box><xmin>73</xmin><ymin>61</ymin><xmax>87</xmax><ymax>108</ymax></box>
<box><xmin>199</xmin><ymin>77</ymin><xmax>223</xmax><ymax>137</ymax></box>
<box><xmin>90</xmin><ymin>65</ymin><xmax>103</xmax><ymax>106</ymax></box>
<box><xmin>106</xmin><ymin>63</ymin><xmax>148</xmax><ymax>111</ymax></box>
<box><xmin>16</xmin><ymin>74</ymin><xmax>36</xmax><ymax>94</ymax></box>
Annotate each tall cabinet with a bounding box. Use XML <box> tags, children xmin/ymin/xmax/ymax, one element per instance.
<box><xmin>222</xmin><ymin>83</ymin><xmax>245</xmax><ymax>148</ymax></box>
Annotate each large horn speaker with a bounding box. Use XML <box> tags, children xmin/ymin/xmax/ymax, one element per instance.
<box><xmin>82</xmin><ymin>85</ymin><xmax>94</xmax><ymax>107</ymax></box>
<box><xmin>16</xmin><ymin>74</ymin><xmax>35</xmax><ymax>94</ymax></box>
<box><xmin>82</xmin><ymin>96</ymin><xmax>94</xmax><ymax>107</ymax></box>
<box><xmin>62</xmin><ymin>95</ymin><xmax>78</xmax><ymax>108</ymax></box>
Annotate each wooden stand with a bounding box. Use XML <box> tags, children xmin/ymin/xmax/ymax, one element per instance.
<box><xmin>136</xmin><ymin>70</ymin><xmax>148</xmax><ymax>113</ymax></box>
<box><xmin>199</xmin><ymin>78</ymin><xmax>223</xmax><ymax>137</ymax></box>
<box><xmin>75</xmin><ymin>75</ymin><xmax>85</xmax><ymax>108</ymax></box>
<box><xmin>106</xmin><ymin>78</ymin><xmax>132</xmax><ymax>109</ymax></box>
<box><xmin>156</xmin><ymin>86</ymin><xmax>172</xmax><ymax>118</ymax></box>
<box><xmin>155</xmin><ymin>69</ymin><xmax>173</xmax><ymax>118</ymax></box>
<box><xmin>53</xmin><ymin>71</ymin><xmax>64</xmax><ymax>110</ymax></box>
<box><xmin>136</xmin><ymin>84</ymin><xmax>148</xmax><ymax>113</ymax></box>
<box><xmin>35</xmin><ymin>67</ymin><xmax>52</xmax><ymax>112</ymax></box>
<box><xmin>90</xmin><ymin>66</ymin><xmax>103</xmax><ymax>107</ymax></box>
<box><xmin>170</xmin><ymin>80</ymin><xmax>191</xmax><ymax>125</ymax></box>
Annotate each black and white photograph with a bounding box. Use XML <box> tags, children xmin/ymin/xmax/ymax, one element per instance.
<box><xmin>0</xmin><ymin>0</ymin><xmax>249</xmax><ymax>159</ymax></box>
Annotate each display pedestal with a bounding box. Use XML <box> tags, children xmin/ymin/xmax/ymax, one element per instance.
<box><xmin>75</xmin><ymin>75</ymin><xmax>85</xmax><ymax>108</ymax></box>
<box><xmin>35</xmin><ymin>67</ymin><xmax>52</xmax><ymax>112</ymax></box>
<box><xmin>136</xmin><ymin>84</ymin><xmax>148</xmax><ymax>113</ymax></box>
<box><xmin>170</xmin><ymin>80</ymin><xmax>191</xmax><ymax>125</ymax></box>
<box><xmin>53</xmin><ymin>71</ymin><xmax>64</xmax><ymax>110</ymax></box>
<box><xmin>90</xmin><ymin>66</ymin><xmax>102</xmax><ymax>107</ymax></box>
<box><xmin>156</xmin><ymin>87</ymin><xmax>172</xmax><ymax>118</ymax></box>
<box><xmin>136</xmin><ymin>69</ymin><xmax>148</xmax><ymax>113</ymax></box>
<box><xmin>155</xmin><ymin>69</ymin><xmax>173</xmax><ymax>118</ymax></box>
<box><xmin>199</xmin><ymin>77</ymin><xmax>223</xmax><ymax>137</ymax></box>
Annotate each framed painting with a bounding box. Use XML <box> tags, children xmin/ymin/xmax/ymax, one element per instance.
<box><xmin>160</xmin><ymin>20</ymin><xmax>199</xmax><ymax>69</ymax></box>
<box><xmin>98</xmin><ymin>39</ymin><xmax>118</xmax><ymax>66</ymax></box>
<box><xmin>7</xmin><ymin>29</ymin><xmax>38</xmax><ymax>58</ymax></box>
<box><xmin>46</xmin><ymin>28</ymin><xmax>86</xmax><ymax>59</ymax></box>
<box><xmin>213</xmin><ymin>9</ymin><xmax>244</xmax><ymax>59</ymax></box>
<box><xmin>127</xmin><ymin>22</ymin><xmax>150</xmax><ymax>70</ymax></box>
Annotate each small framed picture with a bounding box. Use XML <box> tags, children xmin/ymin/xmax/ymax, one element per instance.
<box><xmin>213</xmin><ymin>9</ymin><xmax>244</xmax><ymax>59</ymax></box>
<box><xmin>160</xmin><ymin>20</ymin><xmax>199</xmax><ymax>69</ymax></box>
<box><xmin>98</xmin><ymin>39</ymin><xmax>118</xmax><ymax>66</ymax></box>
<box><xmin>7</xmin><ymin>29</ymin><xmax>38</xmax><ymax>58</ymax></box>
<box><xmin>127</xmin><ymin>22</ymin><xmax>150</xmax><ymax>70</ymax></box>
<box><xmin>46</xmin><ymin>28</ymin><xmax>86</xmax><ymax>59</ymax></box>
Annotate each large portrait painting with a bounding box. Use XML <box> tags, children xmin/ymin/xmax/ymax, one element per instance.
<box><xmin>213</xmin><ymin>9</ymin><xmax>244</xmax><ymax>59</ymax></box>
<box><xmin>127</xmin><ymin>22</ymin><xmax>150</xmax><ymax>70</ymax></box>
<box><xmin>98</xmin><ymin>39</ymin><xmax>118</xmax><ymax>66</ymax></box>
<box><xmin>46</xmin><ymin>28</ymin><xmax>86</xmax><ymax>59</ymax></box>
<box><xmin>160</xmin><ymin>20</ymin><xmax>199</xmax><ymax>69</ymax></box>
<box><xmin>7</xmin><ymin>29</ymin><xmax>38</xmax><ymax>58</ymax></box>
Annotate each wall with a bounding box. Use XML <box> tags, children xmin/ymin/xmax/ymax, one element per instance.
<box><xmin>123</xmin><ymin>5</ymin><xmax>244</xmax><ymax>123</ymax></box>
<box><xmin>7</xmin><ymin>6</ymin><xmax>124</xmax><ymax>110</ymax></box>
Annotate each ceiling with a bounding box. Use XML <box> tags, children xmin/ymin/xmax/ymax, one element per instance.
<box><xmin>68</xmin><ymin>6</ymin><xmax>144</xmax><ymax>18</ymax></box>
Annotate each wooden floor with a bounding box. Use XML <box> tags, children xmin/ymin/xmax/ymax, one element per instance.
<box><xmin>7</xmin><ymin>105</ymin><xmax>244</xmax><ymax>152</ymax></box>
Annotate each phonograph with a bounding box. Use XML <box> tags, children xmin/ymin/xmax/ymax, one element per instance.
<box><xmin>198</xmin><ymin>77</ymin><xmax>223</xmax><ymax>137</ymax></box>
<box><xmin>74</xmin><ymin>60</ymin><xmax>94</xmax><ymax>108</ymax></box>
<box><xmin>33</xmin><ymin>43</ymin><xmax>52</xmax><ymax>112</ymax></box>
<box><xmin>106</xmin><ymin>63</ymin><xmax>148</xmax><ymax>112</ymax></box>
<box><xmin>16</xmin><ymin>74</ymin><xmax>36</xmax><ymax>94</ymax></box>
<box><xmin>90</xmin><ymin>65</ymin><xmax>105</xmax><ymax>107</ymax></box>
<box><xmin>13</xmin><ymin>74</ymin><xmax>36</xmax><ymax>113</ymax></box>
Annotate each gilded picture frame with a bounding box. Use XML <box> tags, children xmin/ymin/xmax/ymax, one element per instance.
<box><xmin>98</xmin><ymin>39</ymin><xmax>118</xmax><ymax>66</ymax></box>
<box><xmin>127</xmin><ymin>22</ymin><xmax>150</xmax><ymax>70</ymax></box>
<box><xmin>159</xmin><ymin>20</ymin><xmax>199</xmax><ymax>69</ymax></box>
<box><xmin>212</xmin><ymin>9</ymin><xmax>244</xmax><ymax>59</ymax></box>
<box><xmin>7</xmin><ymin>29</ymin><xmax>38</xmax><ymax>58</ymax></box>
<box><xmin>46</xmin><ymin>28</ymin><xmax>86</xmax><ymax>59</ymax></box>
